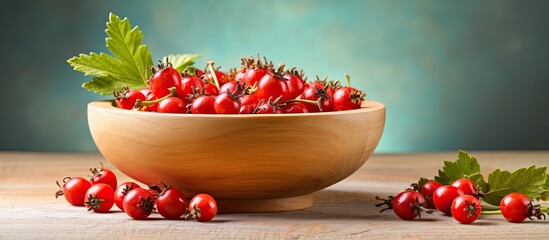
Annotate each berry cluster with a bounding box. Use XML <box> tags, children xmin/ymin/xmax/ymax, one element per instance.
<box><xmin>55</xmin><ymin>163</ymin><xmax>217</xmax><ymax>222</ymax></box>
<box><xmin>376</xmin><ymin>178</ymin><xmax>547</xmax><ymax>224</ymax></box>
<box><xmin>114</xmin><ymin>55</ymin><xmax>366</xmax><ymax>114</ymax></box>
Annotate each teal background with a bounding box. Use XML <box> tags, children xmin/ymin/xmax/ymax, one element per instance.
<box><xmin>2</xmin><ymin>0</ymin><xmax>548</xmax><ymax>153</ymax></box>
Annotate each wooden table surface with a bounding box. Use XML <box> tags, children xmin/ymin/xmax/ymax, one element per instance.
<box><xmin>1</xmin><ymin>151</ymin><xmax>548</xmax><ymax>239</ymax></box>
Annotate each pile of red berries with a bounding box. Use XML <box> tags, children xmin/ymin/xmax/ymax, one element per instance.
<box><xmin>55</xmin><ymin>163</ymin><xmax>217</xmax><ymax>222</ymax></box>
<box><xmin>376</xmin><ymin>178</ymin><xmax>546</xmax><ymax>224</ymax></box>
<box><xmin>114</xmin><ymin>55</ymin><xmax>366</xmax><ymax>114</ymax></box>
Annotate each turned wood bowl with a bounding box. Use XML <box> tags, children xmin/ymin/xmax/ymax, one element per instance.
<box><xmin>88</xmin><ymin>100</ymin><xmax>385</xmax><ymax>213</ymax></box>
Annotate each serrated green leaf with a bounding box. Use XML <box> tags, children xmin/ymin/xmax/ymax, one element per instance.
<box><xmin>434</xmin><ymin>150</ymin><xmax>488</xmax><ymax>192</ymax></box>
<box><xmin>67</xmin><ymin>53</ymin><xmax>139</xmax><ymax>83</ymax></box>
<box><xmin>67</xmin><ymin>12</ymin><xmax>152</xmax><ymax>95</ymax></box>
<box><xmin>82</xmin><ymin>76</ymin><xmax>145</xmax><ymax>95</ymax></box>
<box><xmin>163</xmin><ymin>54</ymin><xmax>201</xmax><ymax>73</ymax></box>
<box><xmin>483</xmin><ymin>166</ymin><xmax>548</xmax><ymax>205</ymax></box>
<box><xmin>542</xmin><ymin>177</ymin><xmax>549</xmax><ymax>201</ymax></box>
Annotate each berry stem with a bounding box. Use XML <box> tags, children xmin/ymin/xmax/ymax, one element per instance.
<box><xmin>135</xmin><ymin>87</ymin><xmax>177</xmax><ymax>107</ymax></box>
<box><xmin>480</xmin><ymin>210</ymin><xmax>502</xmax><ymax>215</ymax></box>
<box><xmin>206</xmin><ymin>61</ymin><xmax>221</xmax><ymax>90</ymax></box>
<box><xmin>284</xmin><ymin>99</ymin><xmax>323</xmax><ymax>112</ymax></box>
<box><xmin>344</xmin><ymin>73</ymin><xmax>351</xmax><ymax>87</ymax></box>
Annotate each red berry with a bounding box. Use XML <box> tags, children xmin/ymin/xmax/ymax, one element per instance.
<box><xmin>123</xmin><ymin>188</ymin><xmax>154</xmax><ymax>220</ymax></box>
<box><xmin>115</xmin><ymin>88</ymin><xmax>146</xmax><ymax>110</ymax></box>
<box><xmin>149</xmin><ymin>66</ymin><xmax>182</xmax><ymax>98</ymax></box>
<box><xmin>188</xmin><ymin>193</ymin><xmax>217</xmax><ymax>222</ymax></box>
<box><xmin>114</xmin><ymin>182</ymin><xmax>141</xmax><ymax>211</ymax></box>
<box><xmin>255</xmin><ymin>70</ymin><xmax>289</xmax><ymax>102</ymax></box>
<box><xmin>419</xmin><ymin>181</ymin><xmax>442</xmax><ymax>209</ymax></box>
<box><xmin>191</xmin><ymin>96</ymin><xmax>216</xmax><ymax>114</ymax></box>
<box><xmin>84</xmin><ymin>183</ymin><xmax>115</xmax><ymax>213</ymax></box>
<box><xmin>451</xmin><ymin>195</ymin><xmax>481</xmax><ymax>224</ymax></box>
<box><xmin>375</xmin><ymin>191</ymin><xmax>432</xmax><ymax>220</ymax></box>
<box><xmin>283</xmin><ymin>70</ymin><xmax>305</xmax><ymax>100</ymax></box>
<box><xmin>157</xmin><ymin>187</ymin><xmax>188</xmax><ymax>220</ymax></box>
<box><xmin>203</xmin><ymin>83</ymin><xmax>219</xmax><ymax>96</ymax></box>
<box><xmin>89</xmin><ymin>163</ymin><xmax>117</xmax><ymax>191</ymax></box>
<box><xmin>157</xmin><ymin>97</ymin><xmax>186</xmax><ymax>114</ymax></box>
<box><xmin>178</xmin><ymin>75</ymin><xmax>204</xmax><ymax>103</ymax></box>
<box><xmin>214</xmin><ymin>92</ymin><xmax>241</xmax><ymax>114</ymax></box>
<box><xmin>451</xmin><ymin>178</ymin><xmax>479</xmax><ymax>197</ymax></box>
<box><xmin>500</xmin><ymin>192</ymin><xmax>545</xmax><ymax>223</ymax></box>
<box><xmin>333</xmin><ymin>87</ymin><xmax>364</xmax><ymax>110</ymax></box>
<box><xmin>282</xmin><ymin>102</ymin><xmax>310</xmax><ymax>113</ymax></box>
<box><xmin>55</xmin><ymin>177</ymin><xmax>92</xmax><ymax>206</ymax></box>
<box><xmin>433</xmin><ymin>185</ymin><xmax>464</xmax><ymax>215</ymax></box>
<box><xmin>243</xmin><ymin>67</ymin><xmax>268</xmax><ymax>87</ymax></box>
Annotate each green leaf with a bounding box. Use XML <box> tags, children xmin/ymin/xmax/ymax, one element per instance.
<box><xmin>483</xmin><ymin>166</ymin><xmax>548</xmax><ymax>205</ymax></box>
<box><xmin>67</xmin><ymin>12</ymin><xmax>153</xmax><ymax>95</ymax></box>
<box><xmin>434</xmin><ymin>150</ymin><xmax>488</xmax><ymax>192</ymax></box>
<box><xmin>163</xmin><ymin>54</ymin><xmax>201</xmax><ymax>73</ymax></box>
<box><xmin>82</xmin><ymin>76</ymin><xmax>126</xmax><ymax>95</ymax></box>
<box><xmin>541</xmin><ymin>177</ymin><xmax>549</xmax><ymax>201</ymax></box>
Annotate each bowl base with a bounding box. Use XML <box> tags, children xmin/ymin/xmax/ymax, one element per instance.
<box><xmin>217</xmin><ymin>194</ymin><xmax>313</xmax><ymax>213</ymax></box>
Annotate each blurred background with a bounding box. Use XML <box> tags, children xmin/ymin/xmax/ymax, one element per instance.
<box><xmin>1</xmin><ymin>0</ymin><xmax>548</xmax><ymax>153</ymax></box>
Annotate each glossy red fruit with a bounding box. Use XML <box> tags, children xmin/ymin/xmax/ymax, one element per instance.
<box><xmin>84</xmin><ymin>183</ymin><xmax>114</xmax><ymax>213</ymax></box>
<box><xmin>203</xmin><ymin>83</ymin><xmax>219</xmax><ymax>96</ymax></box>
<box><xmin>157</xmin><ymin>187</ymin><xmax>188</xmax><ymax>220</ymax></box>
<box><xmin>220</xmin><ymin>82</ymin><xmax>238</xmax><ymax>95</ymax></box>
<box><xmin>451</xmin><ymin>178</ymin><xmax>479</xmax><ymax>197</ymax></box>
<box><xmin>333</xmin><ymin>87</ymin><xmax>364</xmax><ymax>110</ymax></box>
<box><xmin>238</xmin><ymin>95</ymin><xmax>259</xmax><ymax>114</ymax></box>
<box><xmin>500</xmin><ymin>193</ymin><xmax>545</xmax><ymax>223</ymax></box>
<box><xmin>149</xmin><ymin>65</ymin><xmax>182</xmax><ymax>98</ymax></box>
<box><xmin>255</xmin><ymin>71</ymin><xmax>289</xmax><ymax>102</ymax></box>
<box><xmin>188</xmin><ymin>193</ymin><xmax>218</xmax><ymax>222</ymax></box>
<box><xmin>451</xmin><ymin>195</ymin><xmax>481</xmax><ymax>224</ymax></box>
<box><xmin>300</xmin><ymin>85</ymin><xmax>333</xmax><ymax>112</ymax></box>
<box><xmin>234</xmin><ymin>68</ymin><xmax>246</xmax><ymax>83</ymax></box>
<box><xmin>114</xmin><ymin>182</ymin><xmax>141</xmax><ymax>211</ymax></box>
<box><xmin>432</xmin><ymin>185</ymin><xmax>464</xmax><ymax>215</ymax></box>
<box><xmin>123</xmin><ymin>188</ymin><xmax>155</xmax><ymax>220</ymax></box>
<box><xmin>89</xmin><ymin>163</ymin><xmax>117</xmax><ymax>191</ymax></box>
<box><xmin>283</xmin><ymin>69</ymin><xmax>305</xmax><ymax>100</ymax></box>
<box><xmin>191</xmin><ymin>96</ymin><xmax>216</xmax><ymax>114</ymax></box>
<box><xmin>419</xmin><ymin>181</ymin><xmax>442</xmax><ymax>209</ymax></box>
<box><xmin>243</xmin><ymin>67</ymin><xmax>268</xmax><ymax>87</ymax></box>
<box><xmin>214</xmin><ymin>92</ymin><xmax>241</xmax><ymax>114</ymax></box>
<box><xmin>139</xmin><ymin>87</ymin><xmax>151</xmax><ymax>97</ymax></box>
<box><xmin>55</xmin><ymin>177</ymin><xmax>92</xmax><ymax>206</ymax></box>
<box><xmin>282</xmin><ymin>102</ymin><xmax>310</xmax><ymax>113</ymax></box>
<box><xmin>255</xmin><ymin>99</ymin><xmax>284</xmax><ymax>114</ymax></box>
<box><xmin>157</xmin><ymin>97</ymin><xmax>186</xmax><ymax>114</ymax></box>
<box><xmin>178</xmin><ymin>75</ymin><xmax>204</xmax><ymax>103</ymax></box>
<box><xmin>392</xmin><ymin>190</ymin><xmax>432</xmax><ymax>220</ymax></box>
<box><xmin>115</xmin><ymin>89</ymin><xmax>146</xmax><ymax>110</ymax></box>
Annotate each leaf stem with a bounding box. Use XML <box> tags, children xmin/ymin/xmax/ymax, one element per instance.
<box><xmin>481</xmin><ymin>210</ymin><xmax>501</xmax><ymax>215</ymax></box>
<box><xmin>206</xmin><ymin>61</ymin><xmax>220</xmax><ymax>90</ymax></box>
<box><xmin>344</xmin><ymin>73</ymin><xmax>351</xmax><ymax>87</ymax></box>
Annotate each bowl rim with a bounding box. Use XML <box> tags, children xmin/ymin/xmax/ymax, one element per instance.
<box><xmin>88</xmin><ymin>100</ymin><xmax>385</xmax><ymax>118</ymax></box>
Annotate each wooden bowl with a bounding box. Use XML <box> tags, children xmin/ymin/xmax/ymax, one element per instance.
<box><xmin>88</xmin><ymin>100</ymin><xmax>385</xmax><ymax>213</ymax></box>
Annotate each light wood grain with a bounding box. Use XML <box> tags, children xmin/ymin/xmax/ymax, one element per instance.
<box><xmin>87</xmin><ymin>100</ymin><xmax>385</xmax><ymax>212</ymax></box>
<box><xmin>1</xmin><ymin>151</ymin><xmax>549</xmax><ymax>239</ymax></box>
